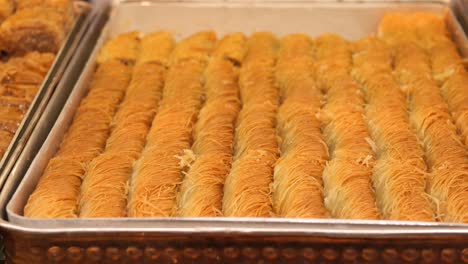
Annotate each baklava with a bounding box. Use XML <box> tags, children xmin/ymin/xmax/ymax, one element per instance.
<box><xmin>0</xmin><ymin>0</ymin><xmax>74</xmax><ymax>54</ymax></box>
<box><xmin>0</xmin><ymin>0</ymin><xmax>74</xmax><ymax>162</ymax></box>
<box><xmin>0</xmin><ymin>52</ymin><xmax>55</xmax><ymax>158</ymax></box>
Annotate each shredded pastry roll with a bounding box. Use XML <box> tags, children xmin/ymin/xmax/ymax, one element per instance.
<box><xmin>314</xmin><ymin>34</ymin><xmax>380</xmax><ymax>220</ymax></box>
<box><xmin>0</xmin><ymin>0</ymin><xmax>13</xmax><ymax>23</ymax></box>
<box><xmin>24</xmin><ymin>35</ymin><xmax>138</xmax><ymax>218</ymax></box>
<box><xmin>352</xmin><ymin>37</ymin><xmax>434</xmax><ymax>221</ymax></box>
<box><xmin>177</xmin><ymin>33</ymin><xmax>245</xmax><ymax>217</ymax></box>
<box><xmin>128</xmin><ymin>32</ymin><xmax>216</xmax><ymax>217</ymax></box>
<box><xmin>223</xmin><ymin>32</ymin><xmax>279</xmax><ymax>217</ymax></box>
<box><xmin>379</xmin><ymin>18</ymin><xmax>468</xmax><ymax>222</ymax></box>
<box><xmin>0</xmin><ymin>52</ymin><xmax>55</xmax><ymax>159</ymax></box>
<box><xmin>78</xmin><ymin>32</ymin><xmax>174</xmax><ymax>218</ymax></box>
<box><xmin>169</xmin><ymin>31</ymin><xmax>217</xmax><ymax>65</ymax></box>
<box><xmin>272</xmin><ymin>34</ymin><xmax>329</xmax><ymax>218</ymax></box>
<box><xmin>379</xmin><ymin>13</ymin><xmax>468</xmax><ymax>148</ymax></box>
<box><xmin>97</xmin><ymin>32</ymin><xmax>141</xmax><ymax>65</ymax></box>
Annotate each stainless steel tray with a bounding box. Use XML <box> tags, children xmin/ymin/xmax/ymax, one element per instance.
<box><xmin>0</xmin><ymin>1</ymin><xmax>92</xmax><ymax>195</ymax></box>
<box><xmin>2</xmin><ymin>1</ymin><xmax>468</xmax><ymax>263</ymax></box>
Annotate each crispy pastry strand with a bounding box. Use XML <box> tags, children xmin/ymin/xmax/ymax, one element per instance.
<box><xmin>352</xmin><ymin>37</ymin><xmax>434</xmax><ymax>221</ymax></box>
<box><xmin>0</xmin><ymin>52</ymin><xmax>55</xmax><ymax>158</ymax></box>
<box><xmin>273</xmin><ymin>34</ymin><xmax>329</xmax><ymax>218</ymax></box>
<box><xmin>178</xmin><ymin>33</ymin><xmax>245</xmax><ymax>217</ymax></box>
<box><xmin>0</xmin><ymin>0</ymin><xmax>13</xmax><ymax>23</ymax></box>
<box><xmin>79</xmin><ymin>33</ymin><xmax>173</xmax><ymax>217</ymax></box>
<box><xmin>379</xmin><ymin>13</ymin><xmax>468</xmax><ymax>147</ymax></box>
<box><xmin>417</xmin><ymin>17</ymin><xmax>468</xmax><ymax>148</ymax></box>
<box><xmin>394</xmin><ymin>43</ymin><xmax>468</xmax><ymax>223</ymax></box>
<box><xmin>16</xmin><ymin>0</ymin><xmax>74</xmax><ymax>13</ymax></box>
<box><xmin>97</xmin><ymin>32</ymin><xmax>140</xmax><ymax>64</ymax></box>
<box><xmin>223</xmin><ymin>32</ymin><xmax>279</xmax><ymax>217</ymax></box>
<box><xmin>24</xmin><ymin>60</ymin><xmax>133</xmax><ymax>218</ymax></box>
<box><xmin>0</xmin><ymin>7</ymin><xmax>70</xmax><ymax>54</ymax></box>
<box><xmin>169</xmin><ymin>31</ymin><xmax>217</xmax><ymax>65</ymax></box>
<box><xmin>25</xmin><ymin>35</ymin><xmax>137</xmax><ymax>218</ymax></box>
<box><xmin>128</xmin><ymin>32</ymin><xmax>216</xmax><ymax>217</ymax></box>
<box><xmin>380</xmin><ymin>26</ymin><xmax>468</xmax><ymax>222</ymax></box>
<box><xmin>314</xmin><ymin>34</ymin><xmax>380</xmax><ymax>220</ymax></box>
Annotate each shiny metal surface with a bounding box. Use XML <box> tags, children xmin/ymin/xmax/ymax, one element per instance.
<box><xmin>0</xmin><ymin>1</ymin><xmax>467</xmax><ymax>263</ymax></box>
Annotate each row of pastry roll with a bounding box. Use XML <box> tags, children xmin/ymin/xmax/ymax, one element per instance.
<box><xmin>378</xmin><ymin>14</ymin><xmax>468</xmax><ymax>223</ymax></box>
<box><xmin>24</xmin><ymin>30</ymin><xmax>216</xmax><ymax>218</ymax></box>
<box><xmin>177</xmin><ymin>34</ymin><xmax>245</xmax><ymax>217</ymax></box>
<box><xmin>78</xmin><ymin>32</ymin><xmax>174</xmax><ymax>217</ymax></box>
<box><xmin>222</xmin><ymin>33</ymin><xmax>279</xmax><ymax>217</ymax></box>
<box><xmin>379</xmin><ymin>13</ymin><xmax>468</xmax><ymax>147</ymax></box>
<box><xmin>24</xmin><ymin>28</ymin><xmax>467</xmax><ymax>222</ymax></box>
<box><xmin>272</xmin><ymin>34</ymin><xmax>329</xmax><ymax>218</ymax></box>
<box><xmin>128</xmin><ymin>32</ymin><xmax>216</xmax><ymax>217</ymax></box>
<box><xmin>352</xmin><ymin>37</ymin><xmax>434</xmax><ymax>221</ymax></box>
<box><xmin>0</xmin><ymin>0</ymin><xmax>74</xmax><ymax>54</ymax></box>
<box><xmin>314</xmin><ymin>35</ymin><xmax>380</xmax><ymax>219</ymax></box>
<box><xmin>24</xmin><ymin>32</ymin><xmax>138</xmax><ymax>218</ymax></box>
<box><xmin>0</xmin><ymin>52</ymin><xmax>55</xmax><ymax>160</ymax></box>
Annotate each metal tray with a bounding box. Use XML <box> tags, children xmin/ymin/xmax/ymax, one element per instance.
<box><xmin>0</xmin><ymin>1</ymin><xmax>92</xmax><ymax>195</ymax></box>
<box><xmin>2</xmin><ymin>1</ymin><xmax>468</xmax><ymax>263</ymax></box>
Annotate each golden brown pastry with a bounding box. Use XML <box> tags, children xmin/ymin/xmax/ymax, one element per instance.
<box><xmin>0</xmin><ymin>52</ymin><xmax>55</xmax><ymax>86</ymax></box>
<box><xmin>273</xmin><ymin>34</ymin><xmax>329</xmax><ymax>218</ymax></box>
<box><xmin>78</xmin><ymin>64</ymin><xmax>167</xmax><ymax>217</ymax></box>
<box><xmin>212</xmin><ymin>32</ymin><xmax>247</xmax><ymax>64</ymax></box>
<box><xmin>24</xmin><ymin>60</ymin><xmax>131</xmax><ymax>218</ymax></box>
<box><xmin>169</xmin><ymin>31</ymin><xmax>217</xmax><ymax>65</ymax></box>
<box><xmin>0</xmin><ymin>95</ymin><xmax>29</xmax><ymax>157</ymax></box>
<box><xmin>379</xmin><ymin>13</ymin><xmax>468</xmax><ymax>148</ymax></box>
<box><xmin>23</xmin><ymin>157</ymin><xmax>86</xmax><ymax>218</ymax></box>
<box><xmin>0</xmin><ymin>8</ymin><xmax>70</xmax><ymax>54</ymax></box>
<box><xmin>128</xmin><ymin>32</ymin><xmax>216</xmax><ymax>217</ymax></box>
<box><xmin>24</xmin><ymin>59</ymin><xmax>133</xmax><ymax>218</ymax></box>
<box><xmin>15</xmin><ymin>0</ymin><xmax>74</xmax><ymax>13</ymax></box>
<box><xmin>96</xmin><ymin>32</ymin><xmax>140</xmax><ymax>65</ymax></box>
<box><xmin>23</xmin><ymin>22</ymin><xmax>467</xmax><ymax>222</ymax></box>
<box><xmin>0</xmin><ymin>0</ymin><xmax>13</xmax><ymax>23</ymax></box>
<box><xmin>0</xmin><ymin>129</ymin><xmax>14</xmax><ymax>157</ymax></box>
<box><xmin>378</xmin><ymin>13</ymin><xmax>468</xmax><ymax>223</ymax></box>
<box><xmin>314</xmin><ymin>34</ymin><xmax>380</xmax><ymax>220</ymax></box>
<box><xmin>442</xmin><ymin>73</ymin><xmax>468</xmax><ymax>146</ymax></box>
<box><xmin>389</xmin><ymin>41</ymin><xmax>468</xmax><ymax>223</ymax></box>
<box><xmin>1</xmin><ymin>83</ymin><xmax>38</xmax><ymax>100</ymax></box>
<box><xmin>352</xmin><ymin>37</ymin><xmax>434</xmax><ymax>221</ymax></box>
<box><xmin>78</xmin><ymin>33</ymin><xmax>174</xmax><ymax>218</ymax></box>
<box><xmin>57</xmin><ymin>60</ymin><xmax>133</xmax><ymax>161</ymax></box>
<box><xmin>0</xmin><ymin>96</ymin><xmax>28</xmax><ymax>123</ymax></box>
<box><xmin>0</xmin><ymin>52</ymin><xmax>55</xmax><ymax>159</ymax></box>
<box><xmin>177</xmin><ymin>33</ymin><xmax>245</xmax><ymax>217</ymax></box>
<box><xmin>417</xmin><ymin>18</ymin><xmax>468</xmax><ymax>148</ymax></box>
<box><xmin>222</xmin><ymin>32</ymin><xmax>279</xmax><ymax>217</ymax></box>
<box><xmin>137</xmin><ymin>31</ymin><xmax>175</xmax><ymax>66</ymax></box>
